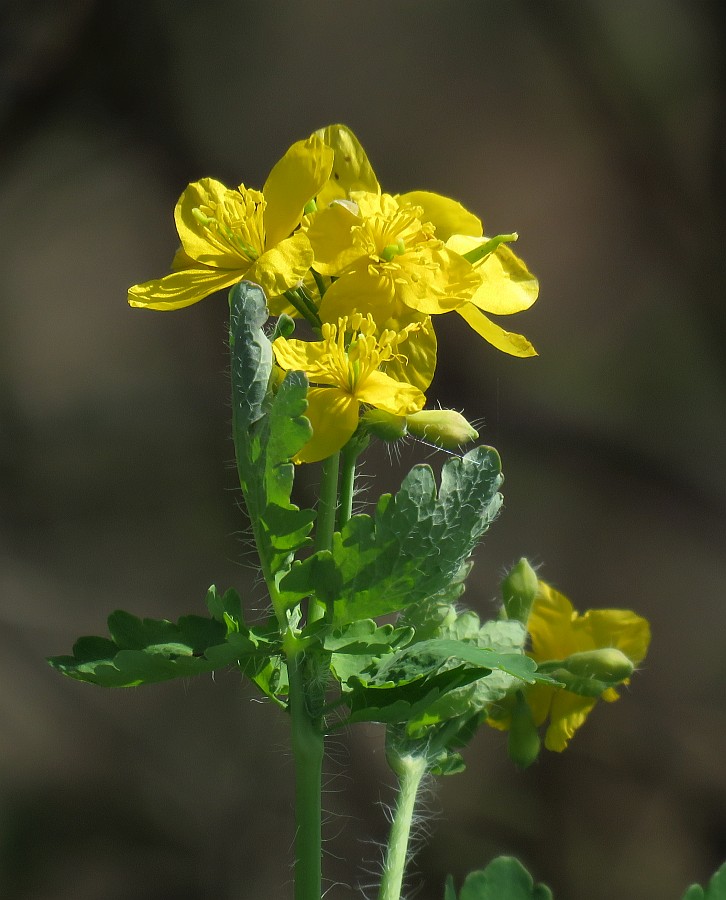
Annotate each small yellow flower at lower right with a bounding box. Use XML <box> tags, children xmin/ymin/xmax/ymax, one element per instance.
<box><xmin>489</xmin><ymin>581</ymin><xmax>651</xmax><ymax>752</ymax></box>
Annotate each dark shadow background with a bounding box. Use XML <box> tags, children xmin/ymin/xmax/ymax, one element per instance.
<box><xmin>1</xmin><ymin>2</ymin><xmax>725</xmax><ymax>898</ymax></box>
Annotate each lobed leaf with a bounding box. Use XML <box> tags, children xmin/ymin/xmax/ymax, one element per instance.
<box><xmin>281</xmin><ymin>446</ymin><xmax>503</xmax><ymax>625</ymax></box>
<box><xmin>47</xmin><ymin>588</ymin><xmax>279</xmax><ymax>689</ymax></box>
<box><xmin>447</xmin><ymin>857</ymin><xmax>553</xmax><ymax>900</ymax></box>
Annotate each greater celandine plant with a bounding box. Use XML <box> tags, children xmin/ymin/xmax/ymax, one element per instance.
<box><xmin>49</xmin><ymin>126</ymin><xmax>723</xmax><ymax>900</ymax></box>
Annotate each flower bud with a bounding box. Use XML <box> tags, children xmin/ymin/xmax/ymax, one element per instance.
<box><xmin>507</xmin><ymin>691</ymin><xmax>541</xmax><ymax>769</ymax></box>
<box><xmin>271</xmin><ymin>314</ymin><xmax>296</xmax><ymax>340</ymax></box>
<box><xmin>406</xmin><ymin>410</ymin><xmax>478</xmax><ymax>450</ymax></box>
<box><xmin>562</xmin><ymin>648</ymin><xmax>634</xmax><ymax>683</ymax></box>
<box><xmin>501</xmin><ymin>558</ymin><xmax>539</xmax><ymax>624</ymax></box>
<box><xmin>361</xmin><ymin>409</ymin><xmax>408</xmax><ymax>442</ymax></box>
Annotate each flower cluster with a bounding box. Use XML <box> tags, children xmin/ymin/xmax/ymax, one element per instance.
<box><xmin>129</xmin><ymin>125</ymin><xmax>539</xmax><ymax>461</ymax></box>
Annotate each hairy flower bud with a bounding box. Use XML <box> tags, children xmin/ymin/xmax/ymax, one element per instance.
<box><xmin>361</xmin><ymin>409</ymin><xmax>408</xmax><ymax>442</ymax></box>
<box><xmin>562</xmin><ymin>648</ymin><xmax>634</xmax><ymax>683</ymax></box>
<box><xmin>501</xmin><ymin>558</ymin><xmax>539</xmax><ymax>624</ymax></box>
<box><xmin>406</xmin><ymin>410</ymin><xmax>478</xmax><ymax>450</ymax></box>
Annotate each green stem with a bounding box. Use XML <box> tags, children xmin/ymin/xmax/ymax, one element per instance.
<box><xmin>312</xmin><ymin>269</ymin><xmax>327</xmax><ymax>299</ymax></box>
<box><xmin>308</xmin><ymin>452</ymin><xmax>340</xmax><ymax>624</ymax></box>
<box><xmin>294</xmin><ymin>287</ymin><xmax>323</xmax><ymax>328</ymax></box>
<box><xmin>338</xmin><ymin>443</ymin><xmax>358</xmax><ymax>528</ymax></box>
<box><xmin>288</xmin><ymin>652</ymin><xmax>325</xmax><ymax>900</ymax></box>
<box><xmin>378</xmin><ymin>754</ymin><xmax>428</xmax><ymax>900</ymax></box>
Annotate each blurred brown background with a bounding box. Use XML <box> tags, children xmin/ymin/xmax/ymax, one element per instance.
<box><xmin>1</xmin><ymin>1</ymin><xmax>725</xmax><ymax>898</ymax></box>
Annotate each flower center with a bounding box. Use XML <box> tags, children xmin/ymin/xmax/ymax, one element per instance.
<box><xmin>191</xmin><ymin>188</ymin><xmax>265</xmax><ymax>262</ymax></box>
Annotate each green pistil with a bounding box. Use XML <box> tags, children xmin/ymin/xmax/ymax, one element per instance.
<box><xmin>380</xmin><ymin>239</ymin><xmax>406</xmax><ymax>262</ymax></box>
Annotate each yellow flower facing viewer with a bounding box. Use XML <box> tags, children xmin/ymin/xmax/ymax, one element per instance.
<box><xmin>307</xmin><ymin>187</ymin><xmax>538</xmax><ymax>358</ymax></box>
<box><xmin>308</xmin><ymin>191</ymin><xmax>480</xmax><ymax>318</ymax></box>
<box><xmin>490</xmin><ymin>581</ymin><xmax>651</xmax><ymax>751</ymax></box>
<box><xmin>272</xmin><ymin>314</ymin><xmax>425</xmax><ymax>463</ymax></box>
<box><xmin>128</xmin><ymin>135</ymin><xmax>334</xmax><ymax>312</ymax></box>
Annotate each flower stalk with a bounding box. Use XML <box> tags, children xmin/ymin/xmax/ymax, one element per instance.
<box><xmin>378</xmin><ymin>753</ymin><xmax>428</xmax><ymax>900</ymax></box>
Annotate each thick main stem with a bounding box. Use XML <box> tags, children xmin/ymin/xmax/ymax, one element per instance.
<box><xmin>378</xmin><ymin>754</ymin><xmax>428</xmax><ymax>900</ymax></box>
<box><xmin>288</xmin><ymin>653</ymin><xmax>325</xmax><ymax>900</ymax></box>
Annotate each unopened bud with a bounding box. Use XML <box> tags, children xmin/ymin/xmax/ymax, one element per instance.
<box><xmin>361</xmin><ymin>409</ymin><xmax>408</xmax><ymax>442</ymax></box>
<box><xmin>507</xmin><ymin>691</ymin><xmax>541</xmax><ymax>769</ymax></box>
<box><xmin>563</xmin><ymin>648</ymin><xmax>634</xmax><ymax>683</ymax></box>
<box><xmin>501</xmin><ymin>558</ymin><xmax>539</xmax><ymax>624</ymax></box>
<box><xmin>406</xmin><ymin>410</ymin><xmax>478</xmax><ymax>450</ymax></box>
<box><xmin>271</xmin><ymin>314</ymin><xmax>296</xmax><ymax>340</ymax></box>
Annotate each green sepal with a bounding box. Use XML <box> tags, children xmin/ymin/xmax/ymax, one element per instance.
<box><xmin>447</xmin><ymin>857</ymin><xmax>553</xmax><ymax>900</ymax></box>
<box><xmin>229</xmin><ymin>281</ymin><xmax>315</xmax><ymax>596</ymax></box>
<box><xmin>280</xmin><ymin>446</ymin><xmax>503</xmax><ymax>625</ymax></box>
<box><xmin>681</xmin><ymin>862</ymin><xmax>726</xmax><ymax>900</ymax></box>
<box><xmin>47</xmin><ymin>597</ymin><xmax>279</xmax><ymax>689</ymax></box>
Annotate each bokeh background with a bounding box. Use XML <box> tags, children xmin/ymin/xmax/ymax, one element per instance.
<box><xmin>2</xmin><ymin>2</ymin><xmax>725</xmax><ymax>898</ymax></box>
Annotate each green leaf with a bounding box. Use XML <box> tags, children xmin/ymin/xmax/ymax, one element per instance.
<box><xmin>205</xmin><ymin>585</ymin><xmax>243</xmax><ymax>627</ymax></box>
<box><xmin>281</xmin><ymin>446</ymin><xmax>503</xmax><ymax>625</ymax></box>
<box><xmin>320</xmin><ymin>619</ymin><xmax>414</xmax><ymax>655</ymax></box>
<box><xmin>229</xmin><ymin>282</ymin><xmax>315</xmax><ymax>593</ymax></box>
<box><xmin>314</xmin><ymin>619</ymin><xmax>414</xmax><ymax>687</ymax></box>
<box><xmin>47</xmin><ymin>595</ymin><xmax>279</xmax><ymax>689</ymax></box>
<box><xmin>682</xmin><ymin>862</ymin><xmax>726</xmax><ymax>900</ymax></box>
<box><xmin>405</xmin><ymin>623</ymin><xmax>534</xmax><ymax>733</ymax></box>
<box><xmin>447</xmin><ymin>857</ymin><xmax>553</xmax><ymax>900</ymax></box>
<box><xmin>344</xmin><ymin>665</ymin><xmax>487</xmax><ymax>726</ymax></box>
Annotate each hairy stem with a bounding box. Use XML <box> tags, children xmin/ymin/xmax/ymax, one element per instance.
<box><xmin>338</xmin><ymin>443</ymin><xmax>358</xmax><ymax>528</ymax></box>
<box><xmin>288</xmin><ymin>652</ymin><xmax>325</xmax><ymax>900</ymax></box>
<box><xmin>378</xmin><ymin>754</ymin><xmax>428</xmax><ymax>900</ymax></box>
<box><xmin>308</xmin><ymin>452</ymin><xmax>340</xmax><ymax>624</ymax></box>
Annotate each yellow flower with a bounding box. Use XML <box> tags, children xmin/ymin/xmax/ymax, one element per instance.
<box><xmin>490</xmin><ymin>581</ymin><xmax>651</xmax><ymax>751</ymax></box>
<box><xmin>308</xmin><ymin>191</ymin><xmax>480</xmax><ymax>318</ymax></box>
<box><xmin>128</xmin><ymin>135</ymin><xmax>334</xmax><ymax>312</ymax></box>
<box><xmin>272</xmin><ymin>314</ymin><xmax>425</xmax><ymax>463</ymax></box>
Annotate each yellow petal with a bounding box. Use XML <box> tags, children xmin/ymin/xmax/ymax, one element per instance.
<box><xmin>296</xmin><ymin>387</ymin><xmax>359</xmax><ymax>463</ymax></box>
<box><xmin>384</xmin><ymin>314</ymin><xmax>437</xmax><ymax>392</ymax></box>
<box><xmin>318</xmin><ymin>269</ymin><xmax>396</xmax><ymax>324</ymax></box>
<box><xmin>398</xmin><ymin>191</ymin><xmax>482</xmax><ymax>241</ymax></box>
<box><xmin>263</xmin><ymin>135</ymin><xmax>334</xmax><ymax>248</ymax></box>
<box><xmin>545</xmin><ymin>691</ymin><xmax>598</xmax><ymax>751</ymax></box>
<box><xmin>581</xmin><ymin>609</ymin><xmax>651</xmax><ymax>666</ymax></box>
<box><xmin>128</xmin><ymin>266</ymin><xmax>245</xmax><ymax>311</ymax></box>
<box><xmin>273</xmin><ymin>334</ymin><xmax>337</xmax><ymax>386</ymax></box>
<box><xmin>457</xmin><ymin>303</ymin><xmax>537</xmax><ymax>357</ymax></box>
<box><xmin>306</xmin><ymin>202</ymin><xmax>363</xmax><ymax>275</ymax></box>
<box><xmin>245</xmin><ymin>232</ymin><xmax>313</xmax><ymax>300</ymax></box>
<box><xmin>527</xmin><ymin>582</ymin><xmax>580</xmax><ymax>662</ymax></box>
<box><xmin>315</xmin><ymin>124</ymin><xmax>380</xmax><ymax>207</ymax></box>
<box><xmin>174</xmin><ymin>178</ymin><xmax>252</xmax><ymax>268</ymax></box>
<box><xmin>356</xmin><ymin>370</ymin><xmax>425</xmax><ymax>416</ymax></box>
<box><xmin>448</xmin><ymin>236</ymin><xmax>539</xmax><ymax>314</ymax></box>
<box><xmin>394</xmin><ymin>246</ymin><xmax>477</xmax><ymax>315</ymax></box>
